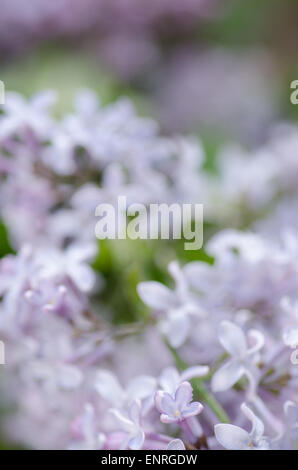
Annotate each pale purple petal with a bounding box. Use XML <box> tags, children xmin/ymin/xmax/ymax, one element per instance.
<box><xmin>137</xmin><ymin>282</ymin><xmax>176</xmax><ymax>310</ymax></box>
<box><xmin>95</xmin><ymin>370</ymin><xmax>124</xmax><ymax>404</ymax></box>
<box><xmin>128</xmin><ymin>400</ymin><xmax>141</xmax><ymax>426</ymax></box>
<box><xmin>128</xmin><ymin>429</ymin><xmax>145</xmax><ymax>450</ymax></box>
<box><xmin>167</xmin><ymin>439</ymin><xmax>186</xmax><ymax>450</ymax></box>
<box><xmin>126</xmin><ymin>376</ymin><xmax>157</xmax><ymax>401</ymax></box>
<box><xmin>218</xmin><ymin>321</ymin><xmax>247</xmax><ymax>357</ymax></box>
<box><xmin>182</xmin><ymin>401</ymin><xmax>203</xmax><ymax>419</ymax></box>
<box><xmin>175</xmin><ymin>381</ymin><xmax>193</xmax><ymax>409</ymax></box>
<box><xmin>181</xmin><ymin>365</ymin><xmax>209</xmax><ymax>382</ymax></box>
<box><xmin>283</xmin><ymin>327</ymin><xmax>298</xmax><ymax>347</ymax></box>
<box><xmin>159</xmin><ymin>367</ymin><xmax>180</xmax><ymax>394</ymax></box>
<box><xmin>211</xmin><ymin>359</ymin><xmax>244</xmax><ymax>392</ymax></box>
<box><xmin>162</xmin><ymin>310</ymin><xmax>191</xmax><ymax>348</ymax></box>
<box><xmin>284</xmin><ymin>401</ymin><xmax>298</xmax><ymax>427</ymax></box>
<box><xmin>247</xmin><ymin>330</ymin><xmax>265</xmax><ymax>355</ymax></box>
<box><xmin>241</xmin><ymin>403</ymin><xmax>264</xmax><ymax>442</ymax></box>
<box><xmin>215</xmin><ymin>424</ymin><xmax>251</xmax><ymax>450</ymax></box>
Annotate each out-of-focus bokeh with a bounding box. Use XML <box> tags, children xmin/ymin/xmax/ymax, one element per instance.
<box><xmin>0</xmin><ymin>0</ymin><xmax>298</xmax><ymax>450</ymax></box>
<box><xmin>1</xmin><ymin>0</ymin><xmax>298</xmax><ymax>140</ymax></box>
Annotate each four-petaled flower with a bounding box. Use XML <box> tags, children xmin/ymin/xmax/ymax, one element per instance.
<box><xmin>155</xmin><ymin>381</ymin><xmax>203</xmax><ymax>424</ymax></box>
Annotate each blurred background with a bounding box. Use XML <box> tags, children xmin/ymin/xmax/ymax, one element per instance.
<box><xmin>0</xmin><ymin>0</ymin><xmax>298</xmax><ymax>449</ymax></box>
<box><xmin>1</xmin><ymin>0</ymin><xmax>298</xmax><ymax>141</ymax></box>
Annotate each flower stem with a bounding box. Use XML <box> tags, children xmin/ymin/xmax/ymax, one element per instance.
<box><xmin>165</xmin><ymin>340</ymin><xmax>230</xmax><ymax>423</ymax></box>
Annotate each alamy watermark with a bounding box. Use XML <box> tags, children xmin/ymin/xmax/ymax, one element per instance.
<box><xmin>290</xmin><ymin>80</ymin><xmax>298</xmax><ymax>105</ymax></box>
<box><xmin>0</xmin><ymin>80</ymin><xmax>5</xmax><ymax>105</ymax></box>
<box><xmin>95</xmin><ymin>196</ymin><xmax>203</xmax><ymax>250</ymax></box>
<box><xmin>284</xmin><ymin>327</ymin><xmax>298</xmax><ymax>365</ymax></box>
<box><xmin>290</xmin><ymin>343</ymin><xmax>298</xmax><ymax>365</ymax></box>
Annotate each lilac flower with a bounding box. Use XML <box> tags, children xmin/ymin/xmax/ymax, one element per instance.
<box><xmin>109</xmin><ymin>400</ymin><xmax>145</xmax><ymax>450</ymax></box>
<box><xmin>36</xmin><ymin>242</ymin><xmax>98</xmax><ymax>293</ymax></box>
<box><xmin>24</xmin><ymin>279</ymin><xmax>91</xmax><ymax>331</ymax></box>
<box><xmin>211</xmin><ymin>321</ymin><xmax>264</xmax><ymax>394</ymax></box>
<box><xmin>1</xmin><ymin>88</ymin><xmax>298</xmax><ymax>451</ymax></box>
<box><xmin>95</xmin><ymin>369</ymin><xmax>157</xmax><ymax>410</ymax></box>
<box><xmin>215</xmin><ymin>403</ymin><xmax>270</xmax><ymax>450</ymax></box>
<box><xmin>155</xmin><ymin>381</ymin><xmax>203</xmax><ymax>424</ymax></box>
<box><xmin>0</xmin><ymin>91</ymin><xmax>56</xmax><ymax>140</ymax></box>
<box><xmin>138</xmin><ymin>261</ymin><xmax>207</xmax><ymax>347</ymax></box>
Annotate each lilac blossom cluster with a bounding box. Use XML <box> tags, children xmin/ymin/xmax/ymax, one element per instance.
<box><xmin>0</xmin><ymin>90</ymin><xmax>297</xmax><ymax>450</ymax></box>
<box><xmin>0</xmin><ymin>90</ymin><xmax>208</xmax><ymax>249</ymax></box>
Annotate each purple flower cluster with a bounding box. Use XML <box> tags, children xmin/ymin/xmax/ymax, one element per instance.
<box><xmin>0</xmin><ymin>90</ymin><xmax>297</xmax><ymax>450</ymax></box>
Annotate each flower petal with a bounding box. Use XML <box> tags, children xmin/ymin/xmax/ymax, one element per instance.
<box><xmin>159</xmin><ymin>367</ymin><xmax>180</xmax><ymax>394</ymax></box>
<box><xmin>215</xmin><ymin>424</ymin><xmax>251</xmax><ymax>450</ymax></box>
<box><xmin>160</xmin><ymin>414</ymin><xmax>177</xmax><ymax>424</ymax></box>
<box><xmin>95</xmin><ymin>370</ymin><xmax>124</xmax><ymax>404</ymax></box>
<box><xmin>175</xmin><ymin>381</ymin><xmax>193</xmax><ymax>409</ymax></box>
<box><xmin>109</xmin><ymin>409</ymin><xmax>134</xmax><ymax>433</ymax></box>
<box><xmin>137</xmin><ymin>282</ymin><xmax>176</xmax><ymax>310</ymax></box>
<box><xmin>128</xmin><ymin>429</ymin><xmax>145</xmax><ymax>450</ymax></box>
<box><xmin>284</xmin><ymin>401</ymin><xmax>298</xmax><ymax>427</ymax></box>
<box><xmin>167</xmin><ymin>439</ymin><xmax>186</xmax><ymax>450</ymax></box>
<box><xmin>127</xmin><ymin>375</ymin><xmax>157</xmax><ymax>401</ymax></box>
<box><xmin>241</xmin><ymin>403</ymin><xmax>264</xmax><ymax>442</ymax></box>
<box><xmin>182</xmin><ymin>401</ymin><xmax>203</xmax><ymax>419</ymax></box>
<box><xmin>247</xmin><ymin>330</ymin><xmax>265</xmax><ymax>355</ymax></box>
<box><xmin>211</xmin><ymin>359</ymin><xmax>244</xmax><ymax>392</ymax></box>
<box><xmin>181</xmin><ymin>365</ymin><xmax>209</xmax><ymax>382</ymax></box>
<box><xmin>218</xmin><ymin>321</ymin><xmax>247</xmax><ymax>357</ymax></box>
<box><xmin>128</xmin><ymin>400</ymin><xmax>141</xmax><ymax>425</ymax></box>
<box><xmin>283</xmin><ymin>327</ymin><xmax>298</xmax><ymax>347</ymax></box>
<box><xmin>162</xmin><ymin>310</ymin><xmax>190</xmax><ymax>348</ymax></box>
